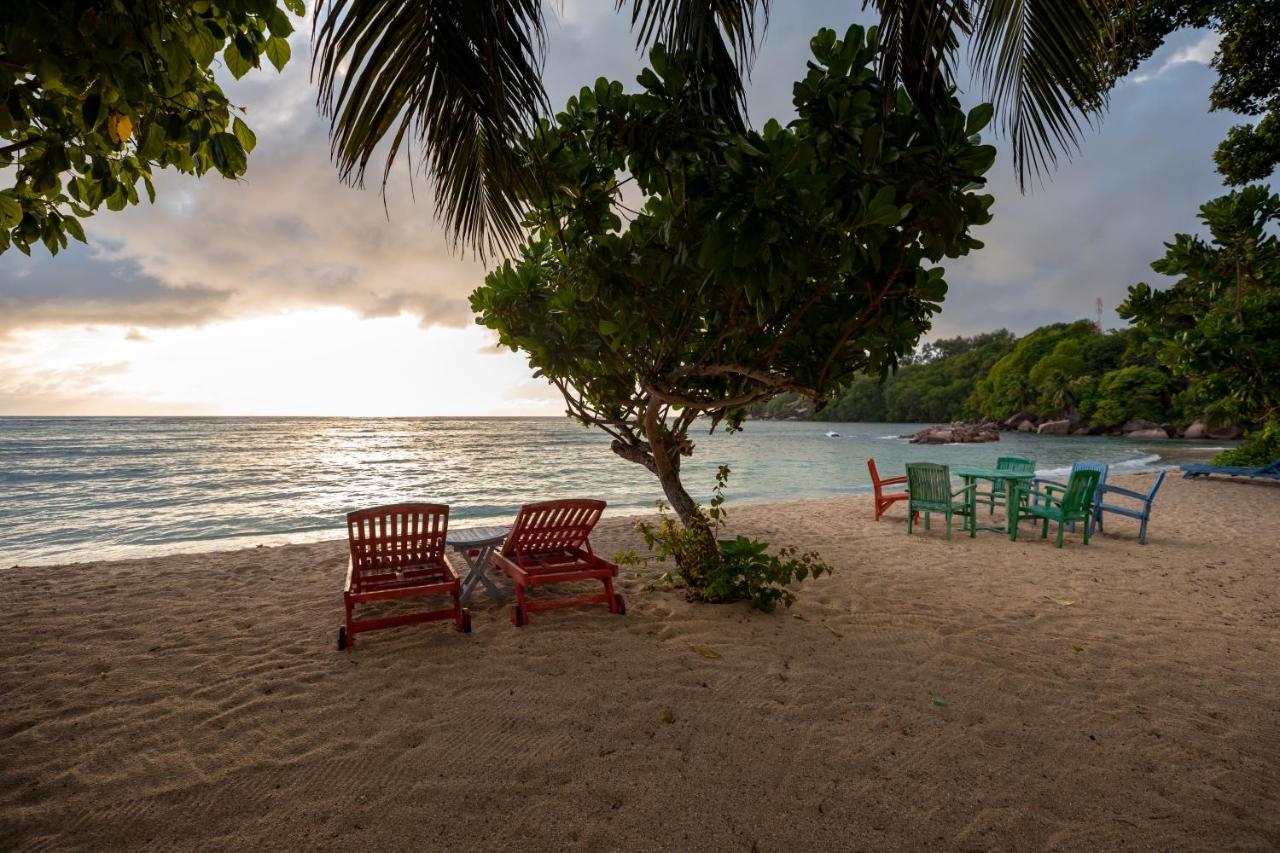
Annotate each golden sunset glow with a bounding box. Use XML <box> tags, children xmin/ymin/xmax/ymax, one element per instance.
<box><xmin>0</xmin><ymin>308</ymin><xmax>560</xmax><ymax>416</ymax></box>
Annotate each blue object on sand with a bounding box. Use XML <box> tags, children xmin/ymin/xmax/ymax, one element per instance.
<box><xmin>1181</xmin><ymin>459</ymin><xmax>1280</xmax><ymax>481</ymax></box>
<box><xmin>1093</xmin><ymin>470</ymin><xmax>1166</xmax><ymax>545</ymax></box>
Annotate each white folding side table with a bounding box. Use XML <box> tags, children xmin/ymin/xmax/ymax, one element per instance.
<box><xmin>446</xmin><ymin>526</ymin><xmax>510</xmax><ymax>604</ymax></box>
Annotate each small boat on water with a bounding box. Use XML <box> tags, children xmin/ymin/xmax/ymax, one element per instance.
<box><xmin>825</xmin><ymin>431</ymin><xmax>841</xmax><ymax>438</ymax></box>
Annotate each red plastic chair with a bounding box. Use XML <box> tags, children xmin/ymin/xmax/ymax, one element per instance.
<box><xmin>868</xmin><ymin>458</ymin><xmax>911</xmax><ymax>521</ymax></box>
<box><xmin>491</xmin><ymin>499</ymin><xmax>624</xmax><ymax>627</ymax></box>
<box><xmin>339</xmin><ymin>503</ymin><xmax>470</xmax><ymax>650</ymax></box>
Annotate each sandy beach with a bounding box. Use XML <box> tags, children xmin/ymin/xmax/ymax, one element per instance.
<box><xmin>2</xmin><ymin>472</ymin><xmax>1279</xmax><ymax>851</ymax></box>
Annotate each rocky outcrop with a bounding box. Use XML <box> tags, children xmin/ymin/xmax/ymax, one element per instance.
<box><xmin>1126</xmin><ymin>428</ymin><xmax>1170</xmax><ymax>440</ymax></box>
<box><xmin>1016</xmin><ymin>420</ymin><xmax>1035</xmax><ymax>432</ymax></box>
<box><xmin>1002</xmin><ymin>411</ymin><xmax>1036</xmax><ymax>430</ymax></box>
<box><xmin>1208</xmin><ymin>424</ymin><xmax>1244</xmax><ymax>440</ymax></box>
<box><xmin>908</xmin><ymin>421</ymin><xmax>1000</xmax><ymax>444</ymax></box>
<box><xmin>1037</xmin><ymin>419</ymin><xmax>1071</xmax><ymax>435</ymax></box>
<box><xmin>1182</xmin><ymin>421</ymin><xmax>1207</xmax><ymax>439</ymax></box>
<box><xmin>1121</xmin><ymin>419</ymin><xmax>1163</xmax><ymax>435</ymax></box>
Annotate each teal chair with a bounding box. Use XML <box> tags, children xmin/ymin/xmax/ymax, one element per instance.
<box><xmin>1012</xmin><ymin>468</ymin><xmax>1101</xmax><ymax>548</ymax></box>
<box><xmin>1032</xmin><ymin>461</ymin><xmax>1108</xmax><ymax>533</ymax></box>
<box><xmin>906</xmin><ymin>463</ymin><xmax>976</xmax><ymax>540</ymax></box>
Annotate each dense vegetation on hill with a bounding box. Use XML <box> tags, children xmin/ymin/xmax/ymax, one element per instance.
<box><xmin>756</xmin><ymin>186</ymin><xmax>1279</xmax><ymax>469</ymax></box>
<box><xmin>752</xmin><ymin>321</ymin><xmax>1188</xmax><ymax>430</ymax></box>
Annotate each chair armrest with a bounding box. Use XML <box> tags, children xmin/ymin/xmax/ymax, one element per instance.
<box><xmin>880</xmin><ymin>475</ymin><xmax>908</xmax><ymax>485</ymax></box>
<box><xmin>951</xmin><ymin>483</ymin><xmax>977</xmax><ymax>497</ymax></box>
<box><xmin>344</xmin><ymin>556</ymin><xmax>355</xmax><ymax>594</ymax></box>
<box><xmin>1100</xmin><ymin>484</ymin><xmax>1147</xmax><ymax>501</ymax></box>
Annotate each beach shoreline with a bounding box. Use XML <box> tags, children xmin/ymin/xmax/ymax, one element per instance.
<box><xmin>3</xmin><ymin>473</ymin><xmax>1279</xmax><ymax>851</ymax></box>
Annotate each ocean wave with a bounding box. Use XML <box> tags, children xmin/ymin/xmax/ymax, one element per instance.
<box><xmin>1034</xmin><ymin>453</ymin><xmax>1165</xmax><ymax>479</ymax></box>
<box><xmin>877</xmin><ymin>434</ymin><xmax>903</xmax><ymax>440</ymax></box>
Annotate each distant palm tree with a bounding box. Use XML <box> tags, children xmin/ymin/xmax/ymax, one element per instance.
<box><xmin>313</xmin><ymin>0</ymin><xmax>1123</xmax><ymax>255</ymax></box>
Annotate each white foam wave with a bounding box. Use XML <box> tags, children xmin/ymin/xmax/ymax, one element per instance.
<box><xmin>1034</xmin><ymin>453</ymin><xmax>1166</xmax><ymax>480</ymax></box>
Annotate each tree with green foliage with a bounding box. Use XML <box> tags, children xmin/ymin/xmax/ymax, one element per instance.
<box><xmin>0</xmin><ymin>0</ymin><xmax>302</xmax><ymax>256</ymax></box>
<box><xmin>472</xmin><ymin>27</ymin><xmax>995</xmax><ymax>596</ymax></box>
<box><xmin>316</xmin><ymin>0</ymin><xmax>1123</xmax><ymax>253</ymax></box>
<box><xmin>1088</xmin><ymin>365</ymin><xmax>1178</xmax><ymax>428</ymax></box>
<box><xmin>1120</xmin><ymin>185</ymin><xmax>1280</xmax><ymax>456</ymax></box>
<box><xmin>1112</xmin><ymin>0</ymin><xmax>1280</xmax><ymax>184</ymax></box>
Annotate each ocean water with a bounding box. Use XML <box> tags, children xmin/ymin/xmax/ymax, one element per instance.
<box><xmin>0</xmin><ymin>417</ymin><xmax>1228</xmax><ymax>566</ymax></box>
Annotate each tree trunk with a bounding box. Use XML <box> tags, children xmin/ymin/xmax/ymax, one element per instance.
<box><xmin>639</xmin><ymin>399</ymin><xmax>718</xmax><ymax>575</ymax></box>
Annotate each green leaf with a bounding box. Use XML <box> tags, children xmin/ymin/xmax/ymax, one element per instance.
<box><xmin>264</xmin><ymin>36</ymin><xmax>291</xmax><ymax>73</ymax></box>
<box><xmin>965</xmin><ymin>103</ymin><xmax>994</xmax><ymax>137</ymax></box>
<box><xmin>223</xmin><ymin>42</ymin><xmax>254</xmax><ymax>80</ymax></box>
<box><xmin>598</xmin><ymin>319</ymin><xmax>618</xmax><ymax>336</ymax></box>
<box><xmin>0</xmin><ymin>192</ymin><xmax>23</xmax><ymax>228</ymax></box>
<box><xmin>63</xmin><ymin>216</ymin><xmax>87</xmax><ymax>243</ymax></box>
<box><xmin>283</xmin><ymin>0</ymin><xmax>305</xmax><ymax>14</ymax></box>
<box><xmin>209</xmin><ymin>133</ymin><xmax>248</xmax><ymax>176</ymax></box>
<box><xmin>266</xmin><ymin>7</ymin><xmax>295</xmax><ymax>38</ymax></box>
<box><xmin>232</xmin><ymin>116</ymin><xmax>257</xmax><ymax>153</ymax></box>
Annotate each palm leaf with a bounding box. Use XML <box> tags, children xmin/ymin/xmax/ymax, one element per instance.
<box><xmin>969</xmin><ymin>0</ymin><xmax>1119</xmax><ymax>188</ymax></box>
<box><xmin>617</xmin><ymin>0</ymin><xmax>770</xmax><ymax>121</ymax></box>
<box><xmin>312</xmin><ymin>0</ymin><xmax>549</xmax><ymax>256</ymax></box>
<box><xmin>872</xmin><ymin>0</ymin><xmax>973</xmax><ymax>116</ymax></box>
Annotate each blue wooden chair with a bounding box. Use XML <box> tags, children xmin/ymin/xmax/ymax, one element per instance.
<box><xmin>1093</xmin><ymin>470</ymin><xmax>1166</xmax><ymax>545</ymax></box>
<box><xmin>1030</xmin><ymin>461</ymin><xmax>1108</xmax><ymax>533</ymax></box>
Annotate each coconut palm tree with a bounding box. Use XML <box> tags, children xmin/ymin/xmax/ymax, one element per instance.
<box><xmin>313</xmin><ymin>0</ymin><xmax>1123</xmax><ymax>255</ymax></box>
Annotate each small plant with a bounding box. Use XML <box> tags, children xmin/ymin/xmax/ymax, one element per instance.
<box><xmin>1210</xmin><ymin>420</ymin><xmax>1280</xmax><ymax>467</ymax></box>
<box><xmin>617</xmin><ymin>466</ymin><xmax>832</xmax><ymax>612</ymax></box>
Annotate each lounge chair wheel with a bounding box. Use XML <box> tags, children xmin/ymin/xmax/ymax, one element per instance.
<box><xmin>459</xmin><ymin>610</ymin><xmax>472</xmax><ymax>634</ymax></box>
<box><xmin>512</xmin><ymin>605</ymin><xmax>526</xmax><ymax>628</ymax></box>
<box><xmin>614</xmin><ymin>594</ymin><xmax>626</xmax><ymax>616</ymax></box>
<box><xmin>337</xmin><ymin>626</ymin><xmax>347</xmax><ymax>651</ymax></box>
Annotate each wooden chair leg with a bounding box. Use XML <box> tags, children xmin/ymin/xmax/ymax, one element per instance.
<box><xmin>1041</xmin><ymin>519</ymin><xmax>1049</xmax><ymax>539</ymax></box>
<box><xmin>907</xmin><ymin>508</ymin><xmax>914</xmax><ymax>534</ymax></box>
<box><xmin>945</xmin><ymin>511</ymin><xmax>952</xmax><ymax>540</ymax></box>
<box><xmin>1056</xmin><ymin>523</ymin><xmax>1065</xmax><ymax>548</ymax></box>
<box><xmin>1138</xmin><ymin>516</ymin><xmax>1149</xmax><ymax>545</ymax></box>
<box><xmin>924</xmin><ymin>513</ymin><xmax>931</xmax><ymax>531</ymax></box>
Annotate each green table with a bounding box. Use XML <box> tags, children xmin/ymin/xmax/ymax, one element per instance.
<box><xmin>952</xmin><ymin>467</ymin><xmax>1035</xmax><ymax>538</ymax></box>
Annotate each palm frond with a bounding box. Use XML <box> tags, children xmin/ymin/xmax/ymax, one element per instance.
<box><xmin>970</xmin><ymin>0</ymin><xmax>1118</xmax><ymax>188</ymax></box>
<box><xmin>312</xmin><ymin>0</ymin><xmax>548</xmax><ymax>256</ymax></box>
<box><xmin>871</xmin><ymin>0</ymin><xmax>973</xmax><ymax>116</ymax></box>
<box><xmin>617</xmin><ymin>0</ymin><xmax>770</xmax><ymax>122</ymax></box>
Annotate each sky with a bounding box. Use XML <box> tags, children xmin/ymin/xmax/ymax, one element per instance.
<box><xmin>0</xmin><ymin>3</ymin><xmax>1244</xmax><ymax>416</ymax></box>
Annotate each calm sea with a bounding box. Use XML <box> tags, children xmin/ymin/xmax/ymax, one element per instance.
<box><xmin>0</xmin><ymin>417</ymin><xmax>1227</xmax><ymax>566</ymax></box>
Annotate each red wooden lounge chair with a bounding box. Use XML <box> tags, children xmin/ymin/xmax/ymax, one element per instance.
<box><xmin>339</xmin><ymin>503</ymin><xmax>470</xmax><ymax>650</ymax></box>
<box><xmin>491</xmin><ymin>499</ymin><xmax>625</xmax><ymax>627</ymax></box>
<box><xmin>868</xmin><ymin>458</ymin><xmax>911</xmax><ymax>521</ymax></box>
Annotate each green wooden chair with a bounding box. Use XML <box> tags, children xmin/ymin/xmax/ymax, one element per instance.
<box><xmin>1012</xmin><ymin>468</ymin><xmax>1101</xmax><ymax>548</ymax></box>
<box><xmin>906</xmin><ymin>463</ymin><xmax>976</xmax><ymax>540</ymax></box>
<box><xmin>979</xmin><ymin>456</ymin><xmax>1035</xmax><ymax>514</ymax></box>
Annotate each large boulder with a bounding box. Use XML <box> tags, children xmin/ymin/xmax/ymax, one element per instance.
<box><xmin>1208</xmin><ymin>424</ymin><xmax>1244</xmax><ymax>440</ymax></box>
<box><xmin>1016</xmin><ymin>419</ymin><xmax>1035</xmax><ymax>432</ymax></box>
<box><xmin>1126</xmin><ymin>428</ymin><xmax>1170</xmax><ymax>440</ymax></box>
<box><xmin>1183</xmin><ymin>421</ymin><xmax>1208</xmax><ymax>439</ymax></box>
<box><xmin>1122</xmin><ymin>419</ymin><xmax>1162</xmax><ymax>435</ymax></box>
<box><xmin>1002</xmin><ymin>411</ymin><xmax>1036</xmax><ymax>430</ymax></box>
<box><xmin>1037</xmin><ymin>419</ymin><xmax>1071</xmax><ymax>435</ymax></box>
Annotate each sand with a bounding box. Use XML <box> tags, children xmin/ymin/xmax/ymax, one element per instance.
<box><xmin>2</xmin><ymin>472</ymin><xmax>1279</xmax><ymax>852</ymax></box>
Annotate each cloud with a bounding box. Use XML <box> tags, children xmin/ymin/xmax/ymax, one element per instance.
<box><xmin>1131</xmin><ymin>31</ymin><xmax>1221</xmax><ymax>84</ymax></box>
<box><xmin>0</xmin><ymin>9</ymin><xmax>1243</xmax><ymax>411</ymax></box>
